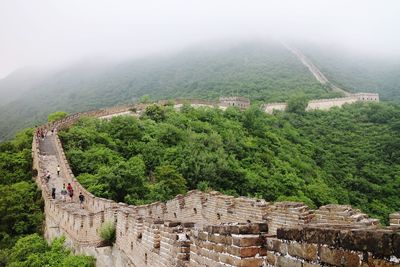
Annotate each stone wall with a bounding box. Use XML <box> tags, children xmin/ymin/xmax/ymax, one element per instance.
<box><xmin>261</xmin><ymin>102</ymin><xmax>288</xmax><ymax>113</ymax></box>
<box><xmin>263</xmin><ymin>93</ymin><xmax>380</xmax><ymax>114</ymax></box>
<box><xmin>306</xmin><ymin>96</ymin><xmax>359</xmax><ymax>111</ymax></box>
<box><xmin>219</xmin><ymin>96</ymin><xmax>251</xmax><ymax>109</ymax></box>
<box><xmin>32</xmin><ymin>99</ymin><xmax>400</xmax><ymax>267</ymax></box>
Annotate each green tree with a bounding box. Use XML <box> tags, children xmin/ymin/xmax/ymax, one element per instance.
<box><xmin>47</xmin><ymin>111</ymin><xmax>68</xmax><ymax>122</ymax></box>
<box><xmin>151</xmin><ymin>165</ymin><xmax>187</xmax><ymax>201</ymax></box>
<box><xmin>6</xmin><ymin>234</ymin><xmax>94</xmax><ymax>267</ymax></box>
<box><xmin>139</xmin><ymin>95</ymin><xmax>151</xmax><ymax>103</ymax></box>
<box><xmin>144</xmin><ymin>104</ymin><xmax>166</xmax><ymax>122</ymax></box>
<box><xmin>286</xmin><ymin>94</ymin><xmax>308</xmax><ymax>114</ymax></box>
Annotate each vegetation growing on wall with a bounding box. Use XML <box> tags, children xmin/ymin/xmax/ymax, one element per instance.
<box><xmin>59</xmin><ymin>102</ymin><xmax>400</xmax><ymax>223</ymax></box>
<box><xmin>99</xmin><ymin>221</ymin><xmax>116</xmax><ymax>246</ymax></box>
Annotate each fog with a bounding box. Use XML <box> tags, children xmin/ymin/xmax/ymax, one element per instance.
<box><xmin>1</xmin><ymin>0</ymin><xmax>399</xmax><ymax>78</ymax></box>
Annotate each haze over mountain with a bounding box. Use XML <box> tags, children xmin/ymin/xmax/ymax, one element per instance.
<box><xmin>0</xmin><ymin>0</ymin><xmax>399</xmax><ymax>141</ymax></box>
<box><xmin>0</xmin><ymin>41</ymin><xmax>331</xmax><ymax>140</ymax></box>
<box><xmin>1</xmin><ymin>0</ymin><xmax>400</xmax><ymax>78</ymax></box>
<box><xmin>1</xmin><ymin>39</ymin><xmax>400</xmax><ymax>141</ymax></box>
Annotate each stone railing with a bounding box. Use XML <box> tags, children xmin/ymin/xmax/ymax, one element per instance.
<box><xmin>32</xmin><ymin>100</ymin><xmax>399</xmax><ymax>267</ymax></box>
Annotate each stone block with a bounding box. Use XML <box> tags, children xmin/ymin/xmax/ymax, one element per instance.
<box><xmin>211</xmin><ymin>243</ymin><xmax>226</xmax><ymax>253</ymax></box>
<box><xmin>266</xmin><ymin>251</ymin><xmax>277</xmax><ymax>265</ymax></box>
<box><xmin>208</xmin><ymin>234</ymin><xmax>227</xmax><ymax>244</ymax></box>
<box><xmin>277</xmin><ymin>227</ymin><xmax>303</xmax><ymax>242</ymax></box>
<box><xmin>266</xmin><ymin>238</ymin><xmax>288</xmax><ymax>254</ymax></box>
<box><xmin>319</xmin><ymin>246</ymin><xmax>360</xmax><ymax>267</ymax></box>
<box><xmin>360</xmin><ymin>258</ymin><xmax>400</xmax><ymax>267</ymax></box>
<box><xmin>235</xmin><ymin>258</ymin><xmax>265</xmax><ymax>267</ymax></box>
<box><xmin>218</xmin><ymin>253</ymin><xmax>237</xmax><ymax>266</ymax></box>
<box><xmin>226</xmin><ymin>246</ymin><xmax>260</xmax><ymax>258</ymax></box>
<box><xmin>287</xmin><ymin>242</ymin><xmax>318</xmax><ymax>261</ymax></box>
<box><xmin>198</xmin><ymin>231</ymin><xmax>208</xmax><ymax>241</ymax></box>
<box><xmin>340</xmin><ymin>229</ymin><xmax>393</xmax><ymax>257</ymax></box>
<box><xmin>276</xmin><ymin>256</ymin><xmax>302</xmax><ymax>267</ymax></box>
<box><xmin>302</xmin><ymin>227</ymin><xmax>341</xmax><ymax>246</ymax></box>
<box><xmin>232</xmin><ymin>235</ymin><xmax>264</xmax><ymax>247</ymax></box>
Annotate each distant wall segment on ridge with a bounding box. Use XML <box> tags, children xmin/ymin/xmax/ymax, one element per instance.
<box><xmin>32</xmin><ymin>98</ymin><xmax>400</xmax><ymax>267</ymax></box>
<box><xmin>262</xmin><ymin>92</ymin><xmax>380</xmax><ymax>114</ymax></box>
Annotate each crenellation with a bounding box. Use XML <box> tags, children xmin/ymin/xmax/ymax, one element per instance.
<box><xmin>390</xmin><ymin>212</ymin><xmax>400</xmax><ymax>227</ymax></box>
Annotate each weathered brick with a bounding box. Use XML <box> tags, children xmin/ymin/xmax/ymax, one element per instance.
<box><xmin>319</xmin><ymin>246</ymin><xmax>360</xmax><ymax>267</ymax></box>
<box><xmin>219</xmin><ymin>253</ymin><xmax>237</xmax><ymax>266</ymax></box>
<box><xmin>340</xmin><ymin>229</ymin><xmax>393</xmax><ymax>257</ymax></box>
<box><xmin>277</xmin><ymin>227</ymin><xmax>303</xmax><ymax>241</ymax></box>
<box><xmin>266</xmin><ymin>238</ymin><xmax>288</xmax><ymax>254</ymax></box>
<box><xmin>302</xmin><ymin>227</ymin><xmax>341</xmax><ymax>246</ymax></box>
<box><xmin>227</xmin><ymin>246</ymin><xmax>260</xmax><ymax>257</ymax></box>
<box><xmin>232</xmin><ymin>235</ymin><xmax>264</xmax><ymax>247</ymax></box>
<box><xmin>235</xmin><ymin>257</ymin><xmax>265</xmax><ymax>267</ymax></box>
<box><xmin>276</xmin><ymin>256</ymin><xmax>302</xmax><ymax>267</ymax></box>
<box><xmin>266</xmin><ymin>251</ymin><xmax>277</xmax><ymax>265</ymax></box>
<box><xmin>287</xmin><ymin>242</ymin><xmax>318</xmax><ymax>261</ymax></box>
<box><xmin>208</xmin><ymin>234</ymin><xmax>227</xmax><ymax>244</ymax></box>
<box><xmin>198</xmin><ymin>231</ymin><xmax>208</xmax><ymax>241</ymax></box>
<box><xmin>360</xmin><ymin>258</ymin><xmax>400</xmax><ymax>267</ymax></box>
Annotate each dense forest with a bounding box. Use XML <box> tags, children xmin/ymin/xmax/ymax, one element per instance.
<box><xmin>0</xmin><ymin>129</ymin><xmax>94</xmax><ymax>266</ymax></box>
<box><xmin>60</xmin><ymin>102</ymin><xmax>400</xmax><ymax>224</ymax></box>
<box><xmin>0</xmin><ymin>41</ymin><xmax>341</xmax><ymax>141</ymax></box>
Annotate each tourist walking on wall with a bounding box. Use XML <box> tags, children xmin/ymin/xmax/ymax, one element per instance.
<box><xmin>61</xmin><ymin>184</ymin><xmax>67</xmax><ymax>202</ymax></box>
<box><xmin>79</xmin><ymin>192</ymin><xmax>85</xmax><ymax>209</ymax></box>
<box><xmin>57</xmin><ymin>165</ymin><xmax>60</xmax><ymax>176</ymax></box>
<box><xmin>67</xmin><ymin>183</ymin><xmax>74</xmax><ymax>201</ymax></box>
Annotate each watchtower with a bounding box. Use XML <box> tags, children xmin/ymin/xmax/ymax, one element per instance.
<box><xmin>219</xmin><ymin>96</ymin><xmax>250</xmax><ymax>109</ymax></box>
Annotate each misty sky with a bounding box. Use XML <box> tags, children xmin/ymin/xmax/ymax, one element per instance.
<box><xmin>0</xmin><ymin>0</ymin><xmax>399</xmax><ymax>78</ymax></box>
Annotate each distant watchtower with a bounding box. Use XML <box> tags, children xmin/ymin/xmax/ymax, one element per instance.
<box><xmin>219</xmin><ymin>96</ymin><xmax>250</xmax><ymax>109</ymax></box>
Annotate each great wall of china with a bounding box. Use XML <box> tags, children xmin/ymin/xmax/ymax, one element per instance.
<box><xmin>262</xmin><ymin>93</ymin><xmax>379</xmax><ymax>114</ymax></box>
<box><xmin>32</xmin><ymin>100</ymin><xmax>400</xmax><ymax>267</ymax></box>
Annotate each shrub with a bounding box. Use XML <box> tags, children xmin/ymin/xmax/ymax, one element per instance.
<box><xmin>48</xmin><ymin>111</ymin><xmax>68</xmax><ymax>122</ymax></box>
<box><xmin>99</xmin><ymin>221</ymin><xmax>115</xmax><ymax>246</ymax></box>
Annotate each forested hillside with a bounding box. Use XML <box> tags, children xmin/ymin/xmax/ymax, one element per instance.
<box><xmin>300</xmin><ymin>44</ymin><xmax>400</xmax><ymax>102</ymax></box>
<box><xmin>60</xmin><ymin>102</ymin><xmax>400</xmax><ymax>224</ymax></box>
<box><xmin>0</xmin><ymin>129</ymin><xmax>94</xmax><ymax>266</ymax></box>
<box><xmin>0</xmin><ymin>41</ymin><xmax>340</xmax><ymax>141</ymax></box>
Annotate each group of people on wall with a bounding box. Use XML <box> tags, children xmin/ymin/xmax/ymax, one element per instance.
<box><xmin>36</xmin><ymin>128</ymin><xmax>85</xmax><ymax>209</ymax></box>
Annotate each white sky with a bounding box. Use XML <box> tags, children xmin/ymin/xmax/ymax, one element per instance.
<box><xmin>0</xmin><ymin>0</ymin><xmax>399</xmax><ymax>78</ymax></box>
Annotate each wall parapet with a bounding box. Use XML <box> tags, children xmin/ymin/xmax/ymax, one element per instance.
<box><xmin>263</xmin><ymin>92</ymin><xmax>380</xmax><ymax>114</ymax></box>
